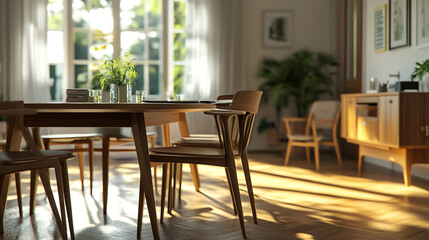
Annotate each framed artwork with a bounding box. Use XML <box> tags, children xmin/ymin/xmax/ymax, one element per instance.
<box><xmin>375</xmin><ymin>4</ymin><xmax>387</xmax><ymax>53</ymax></box>
<box><xmin>417</xmin><ymin>0</ymin><xmax>429</xmax><ymax>48</ymax></box>
<box><xmin>389</xmin><ymin>0</ymin><xmax>411</xmax><ymax>49</ymax></box>
<box><xmin>262</xmin><ymin>11</ymin><xmax>293</xmax><ymax>48</ymax></box>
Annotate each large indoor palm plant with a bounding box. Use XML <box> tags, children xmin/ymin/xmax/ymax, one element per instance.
<box><xmin>256</xmin><ymin>49</ymin><xmax>337</xmax><ymax>134</ymax></box>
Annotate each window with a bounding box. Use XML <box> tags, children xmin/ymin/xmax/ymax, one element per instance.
<box><xmin>47</xmin><ymin>0</ymin><xmax>186</xmax><ymax>100</ymax></box>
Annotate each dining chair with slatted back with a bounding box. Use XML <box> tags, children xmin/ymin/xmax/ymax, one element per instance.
<box><xmin>148</xmin><ymin>90</ymin><xmax>262</xmax><ymax>238</ymax></box>
<box><xmin>283</xmin><ymin>100</ymin><xmax>341</xmax><ymax>171</ymax></box>
<box><xmin>0</xmin><ymin>101</ymin><xmax>75</xmax><ymax>239</ymax></box>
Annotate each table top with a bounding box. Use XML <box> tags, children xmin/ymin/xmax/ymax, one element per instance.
<box><xmin>25</xmin><ymin>102</ymin><xmax>216</xmax><ymax>113</ymax></box>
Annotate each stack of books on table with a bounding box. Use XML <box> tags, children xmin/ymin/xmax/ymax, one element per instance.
<box><xmin>66</xmin><ymin>89</ymin><xmax>89</xmax><ymax>102</ymax></box>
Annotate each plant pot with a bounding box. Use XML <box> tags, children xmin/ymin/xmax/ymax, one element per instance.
<box><xmin>118</xmin><ymin>84</ymin><xmax>132</xmax><ymax>103</ymax></box>
<box><xmin>119</xmin><ymin>85</ymin><xmax>127</xmax><ymax>102</ymax></box>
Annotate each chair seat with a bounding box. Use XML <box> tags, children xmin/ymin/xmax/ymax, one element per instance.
<box><xmin>0</xmin><ymin>150</ymin><xmax>74</xmax><ymax>164</ymax></box>
<box><xmin>288</xmin><ymin>134</ymin><xmax>323</xmax><ymax>142</ymax></box>
<box><xmin>151</xmin><ymin>146</ymin><xmax>227</xmax><ymax>157</ymax></box>
<box><xmin>42</xmin><ymin>133</ymin><xmax>101</xmax><ymax>141</ymax></box>
<box><xmin>173</xmin><ymin>134</ymin><xmax>220</xmax><ymax>147</ymax></box>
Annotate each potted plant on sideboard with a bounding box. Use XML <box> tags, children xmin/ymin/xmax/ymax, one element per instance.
<box><xmin>412</xmin><ymin>59</ymin><xmax>429</xmax><ymax>91</ymax></box>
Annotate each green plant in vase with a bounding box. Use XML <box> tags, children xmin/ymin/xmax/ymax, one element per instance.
<box><xmin>97</xmin><ymin>53</ymin><xmax>137</xmax><ymax>102</ymax></box>
<box><xmin>412</xmin><ymin>59</ymin><xmax>429</xmax><ymax>91</ymax></box>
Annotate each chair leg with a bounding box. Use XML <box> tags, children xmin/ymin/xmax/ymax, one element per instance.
<box><xmin>89</xmin><ymin>140</ymin><xmax>94</xmax><ymax>195</ymax></box>
<box><xmin>29</xmin><ymin>170</ymin><xmax>38</xmax><ymax>215</ymax></box>
<box><xmin>38</xmin><ymin>168</ymin><xmax>67</xmax><ymax>240</ymax></box>
<box><xmin>284</xmin><ymin>142</ymin><xmax>292</xmax><ymax>166</ymax></box>
<box><xmin>305</xmin><ymin>147</ymin><xmax>311</xmax><ymax>164</ymax></box>
<box><xmin>241</xmin><ymin>152</ymin><xmax>258</xmax><ymax>223</ymax></box>
<box><xmin>334</xmin><ymin>140</ymin><xmax>342</xmax><ymax>168</ymax></box>
<box><xmin>172</xmin><ymin>163</ymin><xmax>177</xmax><ymax>209</ymax></box>
<box><xmin>0</xmin><ymin>174</ymin><xmax>11</xmax><ymax>234</ymax></box>
<box><xmin>137</xmin><ymin>176</ymin><xmax>145</xmax><ymax>239</ymax></box>
<box><xmin>167</xmin><ymin>163</ymin><xmax>173</xmax><ymax>214</ymax></box>
<box><xmin>189</xmin><ymin>164</ymin><xmax>200</xmax><ymax>190</ymax></box>
<box><xmin>314</xmin><ymin>144</ymin><xmax>320</xmax><ymax>171</ymax></box>
<box><xmin>178</xmin><ymin>163</ymin><xmax>183</xmax><ymax>204</ymax></box>
<box><xmin>54</xmin><ymin>165</ymin><xmax>67</xmax><ymax>237</ymax></box>
<box><xmin>160</xmin><ymin>164</ymin><xmax>168</xmax><ymax>223</ymax></box>
<box><xmin>76</xmin><ymin>143</ymin><xmax>85</xmax><ymax>191</ymax></box>
<box><xmin>226</xmin><ymin>164</ymin><xmax>246</xmax><ymax>238</ymax></box>
<box><xmin>153</xmin><ymin>166</ymin><xmax>157</xmax><ymax>193</ymax></box>
<box><xmin>61</xmin><ymin>161</ymin><xmax>75</xmax><ymax>239</ymax></box>
<box><xmin>225</xmin><ymin>168</ymin><xmax>237</xmax><ymax>215</ymax></box>
<box><xmin>14</xmin><ymin>173</ymin><xmax>23</xmax><ymax>217</ymax></box>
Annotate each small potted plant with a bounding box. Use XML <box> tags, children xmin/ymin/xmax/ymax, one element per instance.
<box><xmin>97</xmin><ymin>53</ymin><xmax>137</xmax><ymax>102</ymax></box>
<box><xmin>412</xmin><ymin>59</ymin><xmax>429</xmax><ymax>92</ymax></box>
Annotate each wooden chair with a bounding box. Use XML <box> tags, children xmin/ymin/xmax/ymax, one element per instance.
<box><xmin>148</xmin><ymin>91</ymin><xmax>262</xmax><ymax>238</ymax></box>
<box><xmin>0</xmin><ymin>101</ymin><xmax>75</xmax><ymax>239</ymax></box>
<box><xmin>283</xmin><ymin>100</ymin><xmax>341</xmax><ymax>171</ymax></box>
<box><xmin>170</xmin><ymin>94</ymin><xmax>258</xmax><ymax>223</ymax></box>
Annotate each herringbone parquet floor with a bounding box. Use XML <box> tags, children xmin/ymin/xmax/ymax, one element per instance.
<box><xmin>2</xmin><ymin>150</ymin><xmax>429</xmax><ymax>239</ymax></box>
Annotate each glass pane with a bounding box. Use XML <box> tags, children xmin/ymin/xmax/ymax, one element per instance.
<box><xmin>48</xmin><ymin>0</ymin><xmax>63</xmax><ymax>30</ymax></box>
<box><xmin>148</xmin><ymin>0</ymin><xmax>162</xmax><ymax>28</ymax></box>
<box><xmin>173</xmin><ymin>33</ymin><xmax>186</xmax><ymax>61</ymax></box>
<box><xmin>149</xmin><ymin>31</ymin><xmax>161</xmax><ymax>60</ymax></box>
<box><xmin>47</xmin><ymin>31</ymin><xmax>64</xmax><ymax>63</ymax></box>
<box><xmin>74</xmin><ymin>32</ymin><xmax>89</xmax><ymax>59</ymax></box>
<box><xmin>134</xmin><ymin>64</ymin><xmax>144</xmax><ymax>92</ymax></box>
<box><xmin>90</xmin><ymin>31</ymin><xmax>113</xmax><ymax>60</ymax></box>
<box><xmin>73</xmin><ymin>0</ymin><xmax>89</xmax><ymax>28</ymax></box>
<box><xmin>121</xmin><ymin>0</ymin><xmax>144</xmax><ymax>29</ymax></box>
<box><xmin>75</xmin><ymin>64</ymin><xmax>89</xmax><ymax>88</ymax></box>
<box><xmin>149</xmin><ymin>65</ymin><xmax>160</xmax><ymax>95</ymax></box>
<box><xmin>174</xmin><ymin>1</ymin><xmax>186</xmax><ymax>30</ymax></box>
<box><xmin>49</xmin><ymin>64</ymin><xmax>63</xmax><ymax>100</ymax></box>
<box><xmin>121</xmin><ymin>31</ymin><xmax>146</xmax><ymax>60</ymax></box>
<box><xmin>89</xmin><ymin>0</ymin><xmax>113</xmax><ymax>33</ymax></box>
<box><xmin>174</xmin><ymin>65</ymin><xmax>184</xmax><ymax>95</ymax></box>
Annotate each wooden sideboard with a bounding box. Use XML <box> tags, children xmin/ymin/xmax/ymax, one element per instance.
<box><xmin>341</xmin><ymin>92</ymin><xmax>429</xmax><ymax>186</ymax></box>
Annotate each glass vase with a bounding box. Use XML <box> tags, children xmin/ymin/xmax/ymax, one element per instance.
<box><xmin>110</xmin><ymin>84</ymin><xmax>118</xmax><ymax>103</ymax></box>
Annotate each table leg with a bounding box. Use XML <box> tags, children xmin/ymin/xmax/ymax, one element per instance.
<box><xmin>132</xmin><ymin>113</ymin><xmax>159</xmax><ymax>239</ymax></box>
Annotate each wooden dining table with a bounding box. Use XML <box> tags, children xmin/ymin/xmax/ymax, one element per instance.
<box><xmin>8</xmin><ymin>101</ymin><xmax>215</xmax><ymax>239</ymax></box>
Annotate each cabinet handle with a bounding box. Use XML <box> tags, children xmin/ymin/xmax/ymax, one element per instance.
<box><xmin>362</xmin><ymin>121</ymin><xmax>367</xmax><ymax>126</ymax></box>
<box><xmin>389</xmin><ymin>100</ymin><xmax>393</xmax><ymax>104</ymax></box>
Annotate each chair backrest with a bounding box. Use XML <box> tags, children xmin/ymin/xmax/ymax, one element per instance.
<box><xmin>228</xmin><ymin>91</ymin><xmax>263</xmax><ymax>114</ymax></box>
<box><xmin>308</xmin><ymin>100</ymin><xmax>340</xmax><ymax>129</ymax></box>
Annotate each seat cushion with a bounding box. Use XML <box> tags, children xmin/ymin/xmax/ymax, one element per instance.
<box><xmin>42</xmin><ymin>133</ymin><xmax>101</xmax><ymax>141</ymax></box>
<box><xmin>0</xmin><ymin>150</ymin><xmax>74</xmax><ymax>164</ymax></box>
<box><xmin>288</xmin><ymin>134</ymin><xmax>323</xmax><ymax>142</ymax></box>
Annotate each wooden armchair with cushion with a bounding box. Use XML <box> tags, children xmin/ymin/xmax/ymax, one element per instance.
<box><xmin>283</xmin><ymin>100</ymin><xmax>341</xmax><ymax>171</ymax></box>
<box><xmin>0</xmin><ymin>101</ymin><xmax>75</xmax><ymax>239</ymax></box>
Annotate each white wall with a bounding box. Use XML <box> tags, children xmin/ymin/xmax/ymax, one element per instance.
<box><xmin>364</xmin><ymin>0</ymin><xmax>429</xmax><ymax>180</ymax></box>
<box><xmin>242</xmin><ymin>0</ymin><xmax>337</xmax><ymax>150</ymax></box>
<box><xmin>364</xmin><ymin>0</ymin><xmax>429</xmax><ymax>89</ymax></box>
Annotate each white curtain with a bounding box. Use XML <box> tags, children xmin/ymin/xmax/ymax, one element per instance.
<box><xmin>183</xmin><ymin>0</ymin><xmax>243</xmax><ymax>134</ymax></box>
<box><xmin>0</xmin><ymin>0</ymin><xmax>50</xmax><ymax>102</ymax></box>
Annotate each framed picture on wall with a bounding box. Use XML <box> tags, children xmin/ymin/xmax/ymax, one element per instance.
<box><xmin>375</xmin><ymin>4</ymin><xmax>387</xmax><ymax>53</ymax></box>
<box><xmin>262</xmin><ymin>10</ymin><xmax>293</xmax><ymax>48</ymax></box>
<box><xmin>417</xmin><ymin>0</ymin><xmax>429</xmax><ymax>48</ymax></box>
<box><xmin>389</xmin><ymin>0</ymin><xmax>411</xmax><ymax>49</ymax></box>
